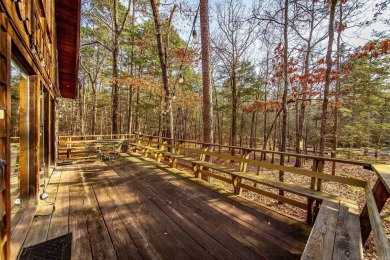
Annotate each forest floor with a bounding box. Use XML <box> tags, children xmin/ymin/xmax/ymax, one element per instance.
<box><xmin>174</xmin><ymin>151</ymin><xmax>390</xmax><ymax>259</ymax></box>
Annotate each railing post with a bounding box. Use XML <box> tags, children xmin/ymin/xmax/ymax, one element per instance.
<box><xmin>239</xmin><ymin>149</ymin><xmax>251</xmax><ymax>172</ymax></box>
<box><xmin>133</xmin><ymin>135</ymin><xmax>142</xmax><ymax>153</ymax></box>
<box><xmin>195</xmin><ymin>144</ymin><xmax>209</xmax><ymax>180</ymax></box>
<box><xmin>232</xmin><ymin>176</ymin><xmax>242</xmax><ymax>195</ymax></box>
<box><xmin>199</xmin><ymin>144</ymin><xmax>208</xmax><ymax>162</ymax></box>
<box><xmin>66</xmin><ymin>137</ymin><xmax>71</xmax><ymax>158</ymax></box>
<box><xmin>170</xmin><ymin>140</ymin><xmax>183</xmax><ymax>168</ymax></box>
<box><xmin>157</xmin><ymin>139</ymin><xmax>167</xmax><ymax>163</ymax></box>
<box><xmin>233</xmin><ymin>149</ymin><xmax>251</xmax><ymax>195</ymax></box>
<box><xmin>307</xmin><ymin>158</ymin><xmax>324</xmax><ymax>224</ymax></box>
<box><xmin>143</xmin><ymin>136</ymin><xmax>153</xmax><ymax>157</ymax></box>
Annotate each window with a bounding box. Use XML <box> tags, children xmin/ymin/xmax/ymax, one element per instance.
<box><xmin>10</xmin><ymin>62</ymin><xmax>29</xmax><ymax>219</ymax></box>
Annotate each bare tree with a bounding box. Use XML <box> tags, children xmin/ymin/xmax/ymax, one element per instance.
<box><xmin>278</xmin><ymin>0</ymin><xmax>289</xmax><ymax>198</ymax></box>
<box><xmin>319</xmin><ymin>0</ymin><xmax>338</xmax><ymax>156</ymax></box>
<box><xmin>79</xmin><ymin>44</ymin><xmax>107</xmax><ymax>135</ymax></box>
<box><xmin>85</xmin><ymin>0</ymin><xmax>132</xmax><ymax>134</ymax></box>
<box><xmin>150</xmin><ymin>0</ymin><xmax>177</xmax><ymax>142</ymax></box>
<box><xmin>290</xmin><ymin>1</ymin><xmax>328</xmax><ymax>167</ymax></box>
<box><xmin>212</xmin><ymin>0</ymin><xmax>257</xmax><ymax>156</ymax></box>
<box><xmin>332</xmin><ymin>2</ymin><xmax>343</xmax><ymax>174</ymax></box>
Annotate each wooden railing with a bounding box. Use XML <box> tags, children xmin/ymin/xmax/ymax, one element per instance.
<box><xmin>59</xmin><ymin>134</ymin><xmax>132</xmax><ymax>143</ymax></box>
<box><xmin>58</xmin><ymin>134</ymin><xmax>131</xmax><ymax>158</ymax></box>
<box><xmin>58</xmin><ymin>134</ymin><xmax>390</xmax><ymax>258</ymax></box>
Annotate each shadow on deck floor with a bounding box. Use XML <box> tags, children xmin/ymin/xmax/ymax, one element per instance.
<box><xmin>22</xmin><ymin>153</ymin><xmax>311</xmax><ymax>260</ymax></box>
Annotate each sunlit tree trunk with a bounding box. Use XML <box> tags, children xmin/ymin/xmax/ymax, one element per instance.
<box><xmin>200</xmin><ymin>0</ymin><xmax>213</xmax><ymax>146</ymax></box>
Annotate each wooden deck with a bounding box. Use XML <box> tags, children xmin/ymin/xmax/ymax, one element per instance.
<box><xmin>20</xmin><ymin>153</ymin><xmax>311</xmax><ymax>259</ymax></box>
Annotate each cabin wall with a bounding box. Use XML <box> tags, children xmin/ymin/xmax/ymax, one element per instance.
<box><xmin>0</xmin><ymin>0</ymin><xmax>60</xmax><ymax>258</ymax></box>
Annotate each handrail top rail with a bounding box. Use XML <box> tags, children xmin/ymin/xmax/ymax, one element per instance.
<box><xmin>133</xmin><ymin>134</ymin><xmax>374</xmax><ymax>168</ymax></box>
<box><xmin>58</xmin><ymin>133</ymin><xmax>383</xmax><ymax>168</ymax></box>
<box><xmin>59</xmin><ymin>134</ymin><xmax>132</xmax><ymax>138</ymax></box>
<box><xmin>371</xmin><ymin>164</ymin><xmax>390</xmax><ymax>195</ymax></box>
<box><xmin>364</xmin><ymin>183</ymin><xmax>390</xmax><ymax>259</ymax></box>
<box><xmin>132</xmin><ymin>141</ymin><xmax>368</xmax><ymax>188</ymax></box>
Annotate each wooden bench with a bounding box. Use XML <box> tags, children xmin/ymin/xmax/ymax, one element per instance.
<box><xmin>59</xmin><ymin>139</ymin><xmax>129</xmax><ymax>159</ymax></box>
<box><xmin>301</xmin><ymin>201</ymin><xmax>362</xmax><ymax>259</ymax></box>
<box><xmin>129</xmin><ymin>140</ymin><xmax>359</xmax><ymax>212</ymax></box>
<box><xmin>130</xmin><ymin>137</ymin><xmax>390</xmax><ymax>259</ymax></box>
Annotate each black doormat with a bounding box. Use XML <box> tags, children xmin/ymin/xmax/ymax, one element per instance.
<box><xmin>19</xmin><ymin>233</ymin><xmax>72</xmax><ymax>260</ymax></box>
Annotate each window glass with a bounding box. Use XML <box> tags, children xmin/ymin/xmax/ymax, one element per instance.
<box><xmin>10</xmin><ymin>62</ymin><xmax>28</xmax><ymax>213</ymax></box>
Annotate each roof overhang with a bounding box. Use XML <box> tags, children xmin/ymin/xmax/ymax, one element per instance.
<box><xmin>55</xmin><ymin>0</ymin><xmax>80</xmax><ymax>99</ymax></box>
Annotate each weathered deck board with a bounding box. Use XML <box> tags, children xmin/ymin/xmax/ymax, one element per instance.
<box><xmin>132</xmin><ymin>159</ymin><xmax>306</xmax><ymax>254</ymax></box>
<box><xmin>100</xmin><ymin>172</ymin><xmax>237</xmax><ymax>259</ymax></box>
<box><xmin>92</xmin><ymin>184</ymin><xmax>143</xmax><ymax>260</ymax></box>
<box><xmin>22</xmin><ymin>155</ymin><xmax>310</xmax><ymax>259</ymax></box>
<box><xmin>126</xmin><ymin>155</ymin><xmax>310</xmax><ymax>246</ymax></box>
<box><xmin>68</xmin><ymin>164</ymin><xmax>93</xmax><ymax>260</ymax></box>
<box><xmin>23</xmin><ymin>167</ymin><xmax>62</xmax><ymax>248</ymax></box>
<box><xmin>83</xmin><ymin>184</ymin><xmax>118</xmax><ymax>260</ymax></box>
<box><xmin>93</xmin><ymin>168</ymin><xmax>199</xmax><ymax>259</ymax></box>
<box><xmin>113</xmin><ymin>160</ymin><xmax>300</xmax><ymax>259</ymax></box>
<box><xmin>47</xmin><ymin>165</ymin><xmax>69</xmax><ymax>240</ymax></box>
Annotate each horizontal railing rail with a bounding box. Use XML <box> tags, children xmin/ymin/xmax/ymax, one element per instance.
<box><xmin>133</xmin><ymin>134</ymin><xmax>373</xmax><ymax>168</ymax></box>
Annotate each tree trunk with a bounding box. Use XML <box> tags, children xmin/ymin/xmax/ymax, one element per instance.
<box><xmin>200</xmin><ymin>0</ymin><xmax>213</xmax><ymax>146</ymax></box>
<box><xmin>279</xmin><ymin>0</ymin><xmax>289</xmax><ymax>200</ymax></box>
<box><xmin>91</xmin><ymin>81</ymin><xmax>97</xmax><ymax>135</ymax></box>
<box><xmin>81</xmin><ymin>80</ymin><xmax>86</xmax><ymax>135</ymax></box>
<box><xmin>295</xmin><ymin>2</ymin><xmax>315</xmax><ymax>167</ymax></box>
<box><xmin>127</xmin><ymin>85</ymin><xmax>133</xmax><ymax>135</ymax></box>
<box><xmin>135</xmin><ymin>87</ymin><xmax>140</xmax><ymax>133</ymax></box>
<box><xmin>150</xmin><ymin>0</ymin><xmax>175</xmax><ymax>145</ymax></box>
<box><xmin>250</xmin><ymin>110</ymin><xmax>256</xmax><ymax>148</ymax></box>
<box><xmin>127</xmin><ymin>0</ymin><xmax>136</xmax><ymax>135</ymax></box>
<box><xmin>332</xmin><ymin>2</ymin><xmax>343</xmax><ymax>175</ymax></box>
<box><xmin>111</xmin><ymin>0</ymin><xmax>131</xmax><ymax>134</ymax></box>
<box><xmin>212</xmin><ymin>83</ymin><xmax>223</xmax><ymax>151</ymax></box>
<box><xmin>239</xmin><ymin>109</ymin><xmax>244</xmax><ymax>147</ymax></box>
<box><xmin>231</xmin><ymin>69</ymin><xmax>238</xmax><ymax>156</ymax></box>
<box><xmin>262</xmin><ymin>48</ymin><xmax>270</xmax><ymax>159</ymax></box>
<box><xmin>319</xmin><ymin>0</ymin><xmax>338</xmax><ymax>157</ymax></box>
<box><xmin>112</xmin><ymin>36</ymin><xmax>120</xmax><ymax>134</ymax></box>
<box><xmin>157</xmin><ymin>94</ymin><xmax>163</xmax><ymax>138</ymax></box>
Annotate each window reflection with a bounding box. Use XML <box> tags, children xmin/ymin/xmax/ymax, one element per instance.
<box><xmin>10</xmin><ymin>64</ymin><xmax>26</xmax><ymax>210</ymax></box>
